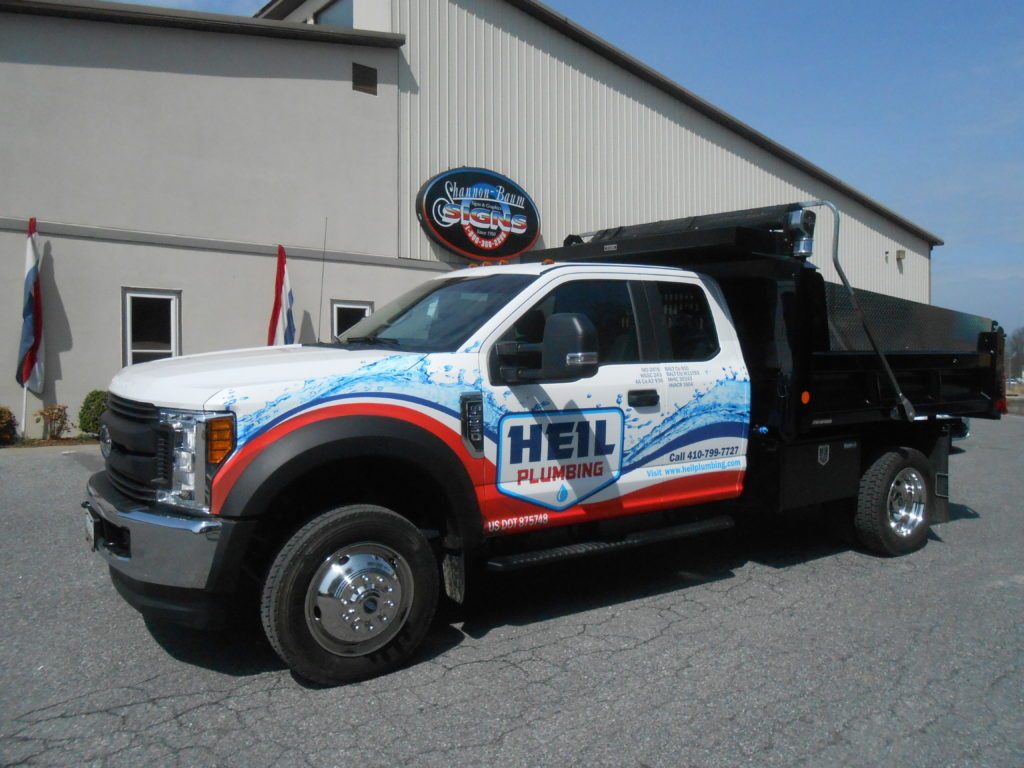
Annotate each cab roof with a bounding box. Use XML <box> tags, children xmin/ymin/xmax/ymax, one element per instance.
<box><xmin>441</xmin><ymin>261</ymin><xmax>698</xmax><ymax>280</ymax></box>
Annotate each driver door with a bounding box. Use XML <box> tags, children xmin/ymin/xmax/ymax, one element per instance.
<box><xmin>478</xmin><ymin>274</ymin><xmax>661</xmax><ymax>531</ymax></box>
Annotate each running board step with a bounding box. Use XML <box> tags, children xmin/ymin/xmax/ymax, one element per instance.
<box><xmin>485</xmin><ymin>515</ymin><xmax>735</xmax><ymax>572</ymax></box>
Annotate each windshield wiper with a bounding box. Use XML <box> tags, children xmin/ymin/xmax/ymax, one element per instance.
<box><xmin>340</xmin><ymin>335</ymin><xmax>401</xmax><ymax>346</ymax></box>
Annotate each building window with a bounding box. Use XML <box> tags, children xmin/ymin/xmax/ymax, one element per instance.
<box><xmin>352</xmin><ymin>63</ymin><xmax>377</xmax><ymax>95</ymax></box>
<box><xmin>123</xmin><ymin>289</ymin><xmax>180</xmax><ymax>366</ymax></box>
<box><xmin>332</xmin><ymin>300</ymin><xmax>373</xmax><ymax>339</ymax></box>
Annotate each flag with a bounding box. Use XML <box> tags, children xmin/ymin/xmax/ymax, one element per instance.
<box><xmin>16</xmin><ymin>217</ymin><xmax>44</xmax><ymax>394</ymax></box>
<box><xmin>267</xmin><ymin>244</ymin><xmax>295</xmax><ymax>346</ymax></box>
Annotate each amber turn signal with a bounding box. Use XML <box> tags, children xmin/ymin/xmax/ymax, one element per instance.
<box><xmin>800</xmin><ymin>391</ymin><xmax>811</xmax><ymax>405</ymax></box>
<box><xmin>206</xmin><ymin>416</ymin><xmax>235</xmax><ymax>464</ymax></box>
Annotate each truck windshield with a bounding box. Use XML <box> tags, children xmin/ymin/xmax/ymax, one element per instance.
<box><xmin>338</xmin><ymin>273</ymin><xmax>537</xmax><ymax>353</ymax></box>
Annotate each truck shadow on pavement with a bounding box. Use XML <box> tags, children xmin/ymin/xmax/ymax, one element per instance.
<box><xmin>142</xmin><ymin>504</ymin><xmax>982</xmax><ymax>679</ymax></box>
<box><xmin>144</xmin><ymin>614</ymin><xmax>288</xmax><ymax>676</ymax></box>
<box><xmin>459</xmin><ymin>521</ymin><xmax>852</xmax><ymax>638</ymax></box>
<box><xmin>945</xmin><ymin>502</ymin><xmax>980</xmax><ymax>521</ymax></box>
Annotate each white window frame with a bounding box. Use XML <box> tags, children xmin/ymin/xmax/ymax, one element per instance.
<box><xmin>122</xmin><ymin>288</ymin><xmax>181</xmax><ymax>366</ymax></box>
<box><xmin>331</xmin><ymin>299</ymin><xmax>373</xmax><ymax>339</ymax></box>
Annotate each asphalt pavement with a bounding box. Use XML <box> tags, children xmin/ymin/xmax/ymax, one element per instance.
<box><xmin>1</xmin><ymin>417</ymin><xmax>1022</xmax><ymax>767</ymax></box>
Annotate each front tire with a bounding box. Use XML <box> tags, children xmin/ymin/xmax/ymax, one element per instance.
<box><xmin>261</xmin><ymin>504</ymin><xmax>439</xmax><ymax>685</ymax></box>
<box><xmin>854</xmin><ymin>448</ymin><xmax>933</xmax><ymax>556</ymax></box>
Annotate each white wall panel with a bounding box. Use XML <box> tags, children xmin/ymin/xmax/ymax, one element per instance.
<box><xmin>391</xmin><ymin>0</ymin><xmax>932</xmax><ymax>301</ymax></box>
<box><xmin>0</xmin><ymin>14</ymin><xmax>400</xmax><ymax>258</ymax></box>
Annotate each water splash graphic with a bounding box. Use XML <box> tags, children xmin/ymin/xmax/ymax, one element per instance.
<box><xmin>226</xmin><ymin>350</ymin><xmax>750</xmax><ymax>472</ymax></box>
<box><xmin>622</xmin><ymin>379</ymin><xmax>750</xmax><ymax>469</ymax></box>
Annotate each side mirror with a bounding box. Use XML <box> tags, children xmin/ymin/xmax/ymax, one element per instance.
<box><xmin>541</xmin><ymin>313</ymin><xmax>599</xmax><ymax>380</ymax></box>
<box><xmin>495</xmin><ymin>312</ymin><xmax>599</xmax><ymax>383</ymax></box>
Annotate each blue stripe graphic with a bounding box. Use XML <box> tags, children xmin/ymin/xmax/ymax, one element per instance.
<box><xmin>622</xmin><ymin>421</ymin><xmax>749</xmax><ymax>472</ymax></box>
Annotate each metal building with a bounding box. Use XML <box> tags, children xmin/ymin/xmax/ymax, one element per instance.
<box><xmin>0</xmin><ymin>0</ymin><xmax>941</xmax><ymax>436</ymax></box>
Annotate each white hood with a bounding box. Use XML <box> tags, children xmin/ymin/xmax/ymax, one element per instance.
<box><xmin>109</xmin><ymin>345</ymin><xmax>423</xmax><ymax>411</ymax></box>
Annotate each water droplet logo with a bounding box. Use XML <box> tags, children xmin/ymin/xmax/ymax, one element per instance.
<box><xmin>556</xmin><ymin>485</ymin><xmax>569</xmax><ymax>503</ymax></box>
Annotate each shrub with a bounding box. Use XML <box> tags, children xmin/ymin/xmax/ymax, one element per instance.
<box><xmin>79</xmin><ymin>390</ymin><xmax>108</xmax><ymax>436</ymax></box>
<box><xmin>35</xmin><ymin>404</ymin><xmax>71</xmax><ymax>440</ymax></box>
<box><xmin>0</xmin><ymin>406</ymin><xmax>17</xmax><ymax>445</ymax></box>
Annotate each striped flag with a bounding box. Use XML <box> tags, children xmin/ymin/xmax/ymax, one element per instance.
<box><xmin>16</xmin><ymin>217</ymin><xmax>44</xmax><ymax>394</ymax></box>
<box><xmin>267</xmin><ymin>244</ymin><xmax>296</xmax><ymax>346</ymax></box>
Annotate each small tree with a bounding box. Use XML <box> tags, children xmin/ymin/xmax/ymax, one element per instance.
<box><xmin>79</xmin><ymin>390</ymin><xmax>108</xmax><ymax>436</ymax></box>
<box><xmin>35</xmin><ymin>404</ymin><xmax>71</xmax><ymax>440</ymax></box>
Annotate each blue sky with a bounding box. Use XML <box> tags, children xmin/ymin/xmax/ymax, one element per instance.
<box><xmin>128</xmin><ymin>0</ymin><xmax>1023</xmax><ymax>332</ymax></box>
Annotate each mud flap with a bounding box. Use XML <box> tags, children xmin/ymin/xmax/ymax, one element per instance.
<box><xmin>930</xmin><ymin>432</ymin><xmax>951</xmax><ymax>524</ymax></box>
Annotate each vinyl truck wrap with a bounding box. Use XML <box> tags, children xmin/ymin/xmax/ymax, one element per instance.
<box><xmin>83</xmin><ymin>203</ymin><xmax>1005</xmax><ymax>684</ymax></box>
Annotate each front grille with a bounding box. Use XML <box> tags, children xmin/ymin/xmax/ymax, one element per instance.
<box><xmin>104</xmin><ymin>395</ymin><xmax>171</xmax><ymax>503</ymax></box>
<box><xmin>154</xmin><ymin>432</ymin><xmax>171</xmax><ymax>481</ymax></box>
<box><xmin>109</xmin><ymin>464</ymin><xmax>159</xmax><ymax>502</ymax></box>
<box><xmin>108</xmin><ymin>393</ymin><xmax>159</xmax><ymax>421</ymax></box>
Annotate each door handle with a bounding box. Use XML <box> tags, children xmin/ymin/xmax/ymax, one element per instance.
<box><xmin>628</xmin><ymin>389</ymin><xmax>659</xmax><ymax>407</ymax></box>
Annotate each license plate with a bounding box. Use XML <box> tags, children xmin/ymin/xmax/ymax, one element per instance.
<box><xmin>85</xmin><ymin>510</ymin><xmax>97</xmax><ymax>549</ymax></box>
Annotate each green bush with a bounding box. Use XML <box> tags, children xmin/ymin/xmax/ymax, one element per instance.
<box><xmin>79</xmin><ymin>390</ymin><xmax>108</xmax><ymax>436</ymax></box>
<box><xmin>0</xmin><ymin>406</ymin><xmax>17</xmax><ymax>445</ymax></box>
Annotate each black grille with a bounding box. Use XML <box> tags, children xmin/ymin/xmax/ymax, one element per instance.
<box><xmin>109</xmin><ymin>464</ymin><xmax>159</xmax><ymax>502</ymax></box>
<box><xmin>154</xmin><ymin>432</ymin><xmax>171</xmax><ymax>481</ymax></box>
<box><xmin>108</xmin><ymin>393</ymin><xmax>159</xmax><ymax>421</ymax></box>
<box><xmin>103</xmin><ymin>395</ymin><xmax>171</xmax><ymax>503</ymax></box>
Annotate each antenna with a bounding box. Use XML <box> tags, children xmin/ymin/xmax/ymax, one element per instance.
<box><xmin>316</xmin><ymin>216</ymin><xmax>327</xmax><ymax>342</ymax></box>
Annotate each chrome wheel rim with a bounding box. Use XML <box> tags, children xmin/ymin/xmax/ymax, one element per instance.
<box><xmin>887</xmin><ymin>468</ymin><xmax>927</xmax><ymax>538</ymax></box>
<box><xmin>304</xmin><ymin>543</ymin><xmax>414</xmax><ymax>657</ymax></box>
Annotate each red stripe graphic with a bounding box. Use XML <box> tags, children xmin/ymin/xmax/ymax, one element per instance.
<box><xmin>211</xmin><ymin>400</ymin><xmax>745</xmax><ymax>530</ymax></box>
<box><xmin>478</xmin><ymin>469</ymin><xmax>744</xmax><ymax>533</ymax></box>
<box><xmin>211</xmin><ymin>402</ymin><xmax>481</xmax><ymax>514</ymax></box>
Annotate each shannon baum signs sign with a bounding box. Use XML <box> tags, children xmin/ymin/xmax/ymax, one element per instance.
<box><xmin>416</xmin><ymin>168</ymin><xmax>541</xmax><ymax>260</ymax></box>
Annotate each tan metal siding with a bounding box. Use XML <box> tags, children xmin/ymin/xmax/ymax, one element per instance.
<box><xmin>392</xmin><ymin>0</ymin><xmax>931</xmax><ymax>300</ymax></box>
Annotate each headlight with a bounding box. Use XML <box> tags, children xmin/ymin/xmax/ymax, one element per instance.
<box><xmin>157</xmin><ymin>410</ymin><xmax>235</xmax><ymax>512</ymax></box>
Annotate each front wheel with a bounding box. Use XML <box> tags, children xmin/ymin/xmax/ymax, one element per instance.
<box><xmin>854</xmin><ymin>448</ymin><xmax>933</xmax><ymax>556</ymax></box>
<box><xmin>261</xmin><ymin>504</ymin><xmax>439</xmax><ymax>685</ymax></box>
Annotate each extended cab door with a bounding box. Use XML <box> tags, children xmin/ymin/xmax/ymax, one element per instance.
<box><xmin>476</xmin><ymin>270</ymin><xmax>750</xmax><ymax>535</ymax></box>
<box><xmin>630</xmin><ymin>277</ymin><xmax>750</xmax><ymax>498</ymax></box>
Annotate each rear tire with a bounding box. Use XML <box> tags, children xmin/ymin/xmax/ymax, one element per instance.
<box><xmin>854</xmin><ymin>448</ymin><xmax>933</xmax><ymax>556</ymax></box>
<box><xmin>261</xmin><ymin>504</ymin><xmax>439</xmax><ymax>685</ymax></box>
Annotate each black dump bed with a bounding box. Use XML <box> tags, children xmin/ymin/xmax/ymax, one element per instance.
<box><xmin>524</xmin><ymin>203</ymin><xmax>1005</xmax><ymax>439</ymax></box>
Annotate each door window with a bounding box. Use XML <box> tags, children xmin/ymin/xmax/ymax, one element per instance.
<box><xmin>500</xmin><ymin>279</ymin><xmax>641</xmax><ymax>365</ymax></box>
<box><xmin>652</xmin><ymin>281</ymin><xmax>719</xmax><ymax>361</ymax></box>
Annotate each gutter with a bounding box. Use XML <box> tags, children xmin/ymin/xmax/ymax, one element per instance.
<box><xmin>0</xmin><ymin>0</ymin><xmax>406</xmax><ymax>47</ymax></box>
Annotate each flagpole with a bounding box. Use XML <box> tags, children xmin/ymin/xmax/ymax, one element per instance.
<box><xmin>21</xmin><ymin>384</ymin><xmax>28</xmax><ymax>439</ymax></box>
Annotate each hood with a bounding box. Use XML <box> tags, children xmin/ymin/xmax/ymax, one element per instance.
<box><xmin>109</xmin><ymin>345</ymin><xmax>424</xmax><ymax>410</ymax></box>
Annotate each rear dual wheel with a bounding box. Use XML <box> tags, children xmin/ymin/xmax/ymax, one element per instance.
<box><xmin>261</xmin><ymin>505</ymin><xmax>439</xmax><ymax>685</ymax></box>
<box><xmin>854</xmin><ymin>448</ymin><xmax>933</xmax><ymax>556</ymax></box>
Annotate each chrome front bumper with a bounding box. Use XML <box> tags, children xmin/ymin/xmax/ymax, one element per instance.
<box><xmin>83</xmin><ymin>472</ymin><xmax>222</xmax><ymax>590</ymax></box>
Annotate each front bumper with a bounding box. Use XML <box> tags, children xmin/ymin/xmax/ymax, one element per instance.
<box><xmin>83</xmin><ymin>471</ymin><xmax>253</xmax><ymax>627</ymax></box>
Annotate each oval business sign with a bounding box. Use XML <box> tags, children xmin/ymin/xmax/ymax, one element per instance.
<box><xmin>415</xmin><ymin>168</ymin><xmax>541</xmax><ymax>261</ymax></box>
